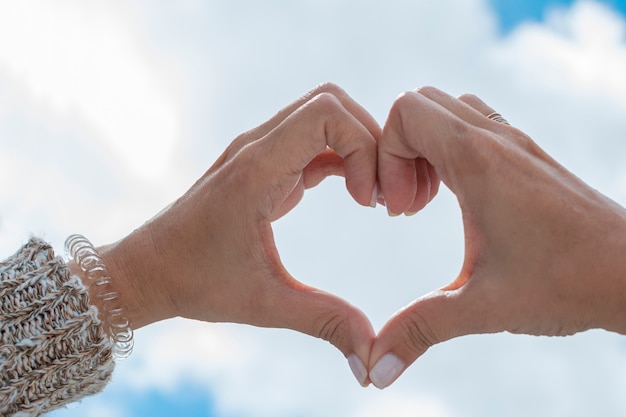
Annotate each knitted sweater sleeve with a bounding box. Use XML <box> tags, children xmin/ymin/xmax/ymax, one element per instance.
<box><xmin>0</xmin><ymin>238</ymin><xmax>115</xmax><ymax>416</ymax></box>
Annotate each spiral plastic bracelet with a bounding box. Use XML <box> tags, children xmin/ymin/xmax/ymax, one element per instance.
<box><xmin>65</xmin><ymin>234</ymin><xmax>134</xmax><ymax>360</ymax></box>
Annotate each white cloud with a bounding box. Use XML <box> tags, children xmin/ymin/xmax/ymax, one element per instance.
<box><xmin>0</xmin><ymin>0</ymin><xmax>185</xmax><ymax>181</ymax></box>
<box><xmin>494</xmin><ymin>1</ymin><xmax>626</xmax><ymax>101</ymax></box>
<box><xmin>7</xmin><ymin>1</ymin><xmax>626</xmax><ymax>417</ymax></box>
<box><xmin>119</xmin><ymin>319</ymin><xmax>245</xmax><ymax>392</ymax></box>
<box><xmin>0</xmin><ymin>0</ymin><xmax>194</xmax><ymax>257</ymax></box>
<box><xmin>487</xmin><ymin>0</ymin><xmax>626</xmax><ymax>201</ymax></box>
<box><xmin>353</xmin><ymin>392</ymin><xmax>453</xmax><ymax>417</ymax></box>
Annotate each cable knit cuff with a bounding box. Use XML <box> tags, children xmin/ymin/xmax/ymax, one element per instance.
<box><xmin>0</xmin><ymin>238</ymin><xmax>115</xmax><ymax>417</ymax></box>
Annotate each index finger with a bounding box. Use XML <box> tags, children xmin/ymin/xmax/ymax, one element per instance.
<box><xmin>253</xmin><ymin>92</ymin><xmax>378</xmax><ymax>214</ymax></box>
<box><xmin>228</xmin><ymin>83</ymin><xmax>382</xmax><ymax>158</ymax></box>
<box><xmin>378</xmin><ymin>90</ymin><xmax>480</xmax><ymax>215</ymax></box>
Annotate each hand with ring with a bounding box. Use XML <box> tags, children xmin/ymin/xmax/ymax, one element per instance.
<box><xmin>368</xmin><ymin>86</ymin><xmax>626</xmax><ymax>388</ymax></box>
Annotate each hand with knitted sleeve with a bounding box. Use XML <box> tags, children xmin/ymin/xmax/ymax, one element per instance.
<box><xmin>99</xmin><ymin>84</ymin><xmax>372</xmax><ymax>376</ymax></box>
<box><xmin>0</xmin><ymin>83</ymin><xmax>379</xmax><ymax>415</ymax></box>
<box><xmin>97</xmin><ymin>82</ymin><xmax>378</xmax><ymax>386</ymax></box>
<box><xmin>0</xmin><ymin>238</ymin><xmax>114</xmax><ymax>417</ymax></box>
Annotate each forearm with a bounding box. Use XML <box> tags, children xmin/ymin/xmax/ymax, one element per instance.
<box><xmin>587</xmin><ymin>197</ymin><xmax>626</xmax><ymax>335</ymax></box>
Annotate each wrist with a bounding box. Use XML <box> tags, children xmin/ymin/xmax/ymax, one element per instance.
<box><xmin>588</xmin><ymin>204</ymin><xmax>626</xmax><ymax>335</ymax></box>
<box><xmin>97</xmin><ymin>225</ymin><xmax>176</xmax><ymax>330</ymax></box>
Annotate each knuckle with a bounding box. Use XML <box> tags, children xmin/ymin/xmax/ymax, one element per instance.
<box><xmin>306</xmin><ymin>91</ymin><xmax>342</xmax><ymax>114</ymax></box>
<box><xmin>415</xmin><ymin>85</ymin><xmax>440</xmax><ymax>97</ymax></box>
<box><xmin>301</xmin><ymin>93</ymin><xmax>345</xmax><ymax>140</ymax></box>
<box><xmin>218</xmin><ymin>132</ymin><xmax>250</xmax><ymax>162</ymax></box>
<box><xmin>515</xmin><ymin>131</ymin><xmax>541</xmax><ymax>153</ymax></box>
<box><xmin>457</xmin><ymin>93</ymin><xmax>481</xmax><ymax>105</ymax></box>
<box><xmin>232</xmin><ymin>140</ymin><xmax>266</xmax><ymax>182</ymax></box>
<box><xmin>381</xmin><ymin>92</ymin><xmax>422</xmax><ymax>153</ymax></box>
<box><xmin>229</xmin><ymin>131</ymin><xmax>253</xmax><ymax>153</ymax></box>
<box><xmin>312</xmin><ymin>81</ymin><xmax>345</xmax><ymax>98</ymax></box>
<box><xmin>458</xmin><ymin>93</ymin><xmax>478</xmax><ymax>101</ymax></box>
<box><xmin>389</xmin><ymin>91</ymin><xmax>420</xmax><ymax>124</ymax></box>
<box><xmin>233</xmin><ymin>128</ymin><xmax>253</xmax><ymax>143</ymax></box>
<box><xmin>399</xmin><ymin>309</ymin><xmax>439</xmax><ymax>354</ymax></box>
<box><xmin>314</xmin><ymin>311</ymin><xmax>349</xmax><ymax>347</ymax></box>
<box><xmin>236</xmin><ymin>139</ymin><xmax>260</xmax><ymax>165</ymax></box>
<box><xmin>393</xmin><ymin>90</ymin><xmax>419</xmax><ymax>108</ymax></box>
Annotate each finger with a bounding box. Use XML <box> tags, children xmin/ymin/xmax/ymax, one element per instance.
<box><xmin>458</xmin><ymin>93</ymin><xmax>514</xmax><ymax>127</ymax></box>
<box><xmin>302</xmin><ymin>149</ymin><xmax>346</xmax><ymax>189</ymax></box>
<box><xmin>427</xmin><ymin>163</ymin><xmax>441</xmax><ymax>204</ymax></box>
<box><xmin>378</xmin><ymin>90</ymin><xmax>474</xmax><ymax>214</ymax></box>
<box><xmin>227</xmin><ymin>83</ymin><xmax>382</xmax><ymax>159</ymax></box>
<box><xmin>256</xmin><ymin>92</ymin><xmax>378</xmax><ymax>212</ymax></box>
<box><xmin>270</xmin><ymin>150</ymin><xmax>346</xmax><ymax>221</ymax></box>
<box><xmin>417</xmin><ymin>86</ymin><xmax>497</xmax><ymax>129</ymax></box>
<box><xmin>403</xmin><ymin>158</ymin><xmax>439</xmax><ymax>216</ymax></box>
<box><xmin>457</xmin><ymin>93</ymin><xmax>498</xmax><ymax>117</ymax></box>
<box><xmin>368</xmin><ymin>286</ymin><xmax>488</xmax><ymax>389</ymax></box>
<box><xmin>263</xmin><ymin>281</ymin><xmax>376</xmax><ymax>387</ymax></box>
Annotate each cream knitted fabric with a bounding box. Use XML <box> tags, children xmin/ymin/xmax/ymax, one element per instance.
<box><xmin>0</xmin><ymin>238</ymin><xmax>115</xmax><ymax>416</ymax></box>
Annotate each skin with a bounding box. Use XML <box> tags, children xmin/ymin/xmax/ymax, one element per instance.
<box><xmin>71</xmin><ymin>83</ymin><xmax>378</xmax><ymax>382</ymax></box>
<box><xmin>70</xmin><ymin>83</ymin><xmax>626</xmax><ymax>390</ymax></box>
<box><xmin>370</xmin><ymin>86</ymin><xmax>626</xmax><ymax>388</ymax></box>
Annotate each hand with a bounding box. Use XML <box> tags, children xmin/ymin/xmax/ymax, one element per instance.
<box><xmin>369</xmin><ymin>86</ymin><xmax>626</xmax><ymax>388</ymax></box>
<box><xmin>97</xmin><ymin>83</ymin><xmax>379</xmax><ymax>385</ymax></box>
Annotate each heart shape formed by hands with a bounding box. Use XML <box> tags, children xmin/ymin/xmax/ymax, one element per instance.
<box><xmin>125</xmin><ymin>83</ymin><xmax>626</xmax><ymax>392</ymax></box>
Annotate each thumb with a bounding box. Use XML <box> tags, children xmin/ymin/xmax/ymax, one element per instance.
<box><xmin>369</xmin><ymin>288</ymin><xmax>485</xmax><ymax>389</ymax></box>
<box><xmin>266</xmin><ymin>283</ymin><xmax>376</xmax><ymax>387</ymax></box>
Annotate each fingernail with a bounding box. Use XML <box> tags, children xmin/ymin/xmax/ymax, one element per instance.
<box><xmin>387</xmin><ymin>207</ymin><xmax>400</xmax><ymax>217</ymax></box>
<box><xmin>370</xmin><ymin>353</ymin><xmax>405</xmax><ymax>389</ymax></box>
<box><xmin>370</xmin><ymin>184</ymin><xmax>378</xmax><ymax>208</ymax></box>
<box><xmin>404</xmin><ymin>211</ymin><xmax>418</xmax><ymax>217</ymax></box>
<box><xmin>377</xmin><ymin>189</ymin><xmax>386</xmax><ymax>206</ymax></box>
<box><xmin>347</xmin><ymin>354</ymin><xmax>368</xmax><ymax>387</ymax></box>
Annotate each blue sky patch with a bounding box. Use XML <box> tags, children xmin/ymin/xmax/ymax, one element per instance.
<box><xmin>489</xmin><ymin>0</ymin><xmax>626</xmax><ymax>32</ymax></box>
<box><xmin>124</xmin><ymin>384</ymin><xmax>217</xmax><ymax>417</ymax></box>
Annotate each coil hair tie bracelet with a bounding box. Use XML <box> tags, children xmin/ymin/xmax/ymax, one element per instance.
<box><xmin>65</xmin><ymin>234</ymin><xmax>134</xmax><ymax>360</ymax></box>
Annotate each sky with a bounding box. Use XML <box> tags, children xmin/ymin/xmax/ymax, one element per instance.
<box><xmin>1</xmin><ymin>0</ymin><xmax>626</xmax><ymax>416</ymax></box>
